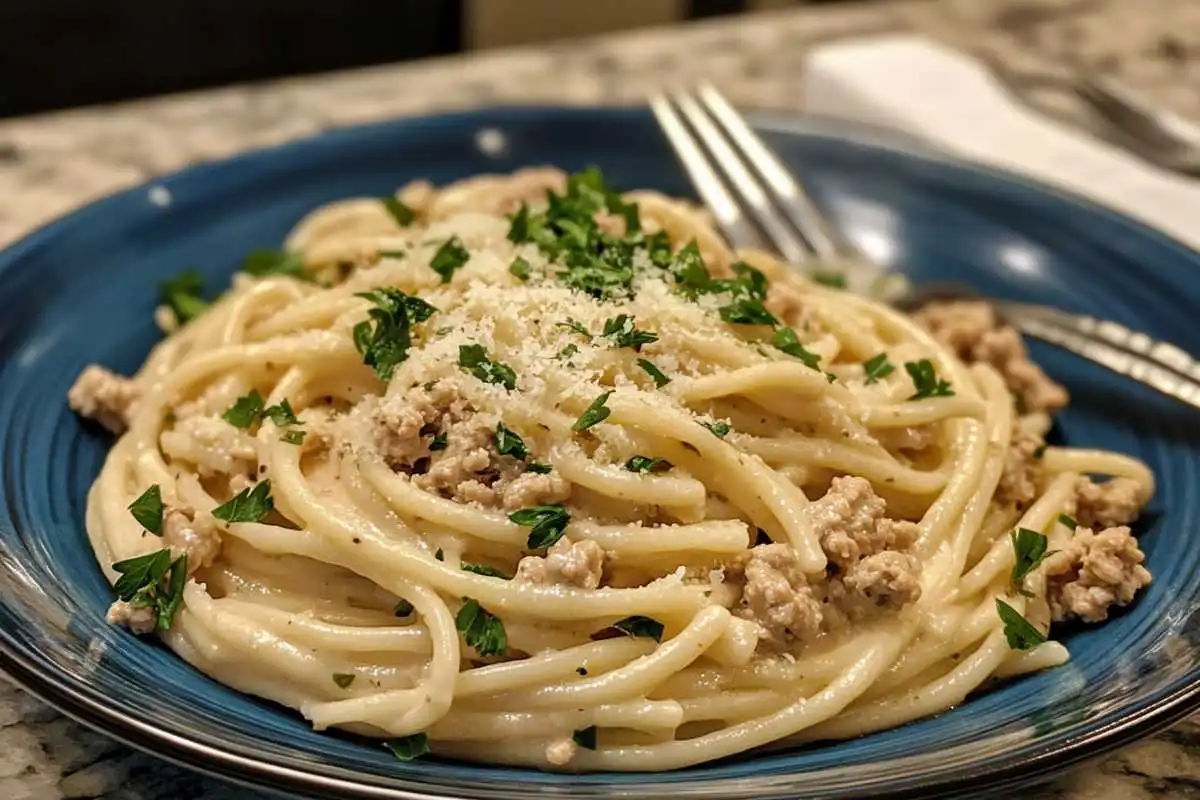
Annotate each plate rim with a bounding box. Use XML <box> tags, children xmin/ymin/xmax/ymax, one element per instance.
<box><xmin>1</xmin><ymin>103</ymin><xmax>1199</xmax><ymax>799</ymax></box>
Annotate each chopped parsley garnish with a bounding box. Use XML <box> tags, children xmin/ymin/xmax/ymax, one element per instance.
<box><xmin>463</xmin><ymin>562</ymin><xmax>510</xmax><ymax>579</ymax></box>
<box><xmin>332</xmin><ymin>673</ymin><xmax>355</xmax><ymax>689</ymax></box>
<box><xmin>720</xmin><ymin>298</ymin><xmax>777</xmax><ymax>326</ymax></box>
<box><xmin>212</xmin><ymin>480</ymin><xmax>274</xmax><ymax>524</ymax></box>
<box><xmin>127</xmin><ymin>485</ymin><xmax>164</xmax><ymax>535</ymax></box>
<box><xmin>158</xmin><ymin>270</ymin><xmax>210</xmax><ymax>323</ymax></box>
<box><xmin>996</xmin><ymin>599</ymin><xmax>1047</xmax><ymax>651</ymax></box>
<box><xmin>223</xmin><ymin>390</ymin><xmax>265</xmax><ymax>429</ymax></box>
<box><xmin>241</xmin><ymin>249</ymin><xmax>306</xmax><ymax>280</ymax></box>
<box><xmin>672</xmin><ymin>241</ymin><xmax>712</xmax><ymax>296</ymax></box>
<box><xmin>383</xmin><ymin>733</ymin><xmax>429</xmax><ymax>761</ymax></box>
<box><xmin>770</xmin><ymin>327</ymin><xmax>821</xmax><ymax>370</ymax></box>
<box><xmin>455</xmin><ymin>599</ymin><xmax>507</xmax><ymax>657</ymax></box>
<box><xmin>111</xmin><ymin>549</ymin><xmax>188</xmax><ymax>631</ymax></box>
<box><xmin>262</xmin><ymin>399</ymin><xmax>301</xmax><ymax>427</ymax></box>
<box><xmin>1058</xmin><ymin>514</ymin><xmax>1078</xmax><ymax>529</ymax></box>
<box><xmin>811</xmin><ymin>270</ymin><xmax>847</xmax><ymax>288</ymax></box>
<box><xmin>625</xmin><ymin>456</ymin><xmax>672</xmax><ymax>473</ymax></box>
<box><xmin>528</xmin><ymin>461</ymin><xmax>553</xmax><ymax>474</ymax></box>
<box><xmin>429</xmin><ymin>432</ymin><xmax>448</xmax><ymax>451</ymax></box>
<box><xmin>509</xmin><ymin>505</ymin><xmax>570</xmax><ymax>550</ymax></box>
<box><xmin>458</xmin><ymin>344</ymin><xmax>517</xmax><ymax>390</ymax></box>
<box><xmin>353</xmin><ymin>288</ymin><xmax>439</xmax><ymax>382</ymax></box>
<box><xmin>1009</xmin><ymin>528</ymin><xmax>1054</xmax><ymax>596</ymax></box>
<box><xmin>637</xmin><ymin>358</ymin><xmax>671</xmax><ymax>388</ymax></box>
<box><xmin>557</xmin><ymin>344</ymin><xmax>580</xmax><ymax>360</ymax></box>
<box><xmin>701</xmin><ymin>420</ymin><xmax>731</xmax><ymax>438</ymax></box>
<box><xmin>862</xmin><ymin>353</ymin><xmax>896</xmax><ymax>385</ymax></box>
<box><xmin>612</xmin><ymin>615</ymin><xmax>664</xmax><ymax>642</ymax></box>
<box><xmin>573</xmin><ymin>392</ymin><xmax>613</xmax><ymax>432</ymax></box>
<box><xmin>429</xmin><ymin>236</ymin><xmax>470</xmax><ymax>283</ymax></box>
<box><xmin>393</xmin><ymin>600</ymin><xmax>414</xmax><ymax>618</ymax></box>
<box><xmin>905</xmin><ymin>359</ymin><xmax>955</xmax><ymax>400</ymax></box>
<box><xmin>381</xmin><ymin>196</ymin><xmax>415</xmax><ymax>227</ymax></box>
<box><xmin>572</xmin><ymin>726</ymin><xmax>598</xmax><ymax>750</ymax></box>
<box><xmin>281</xmin><ymin>429</ymin><xmax>306</xmax><ymax>445</ymax></box>
<box><xmin>557</xmin><ymin>319</ymin><xmax>593</xmax><ymax>340</ymax></box>
<box><xmin>509</xmin><ymin>256</ymin><xmax>532</xmax><ymax>282</ymax></box>
<box><xmin>602</xmin><ymin>315</ymin><xmax>658</xmax><ymax>352</ymax></box>
<box><xmin>494</xmin><ymin>424</ymin><xmax>529</xmax><ymax>460</ymax></box>
<box><xmin>1033</xmin><ymin>444</ymin><xmax>1048</xmax><ymax>459</ymax></box>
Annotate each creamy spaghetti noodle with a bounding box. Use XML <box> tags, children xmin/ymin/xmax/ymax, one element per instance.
<box><xmin>69</xmin><ymin>167</ymin><xmax>1155</xmax><ymax>770</ymax></box>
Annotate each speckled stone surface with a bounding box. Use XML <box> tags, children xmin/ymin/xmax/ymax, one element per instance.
<box><xmin>2</xmin><ymin>1</ymin><xmax>1200</xmax><ymax>797</ymax></box>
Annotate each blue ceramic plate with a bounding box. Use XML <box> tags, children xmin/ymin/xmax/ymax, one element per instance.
<box><xmin>1</xmin><ymin>107</ymin><xmax>1199</xmax><ymax>800</ymax></box>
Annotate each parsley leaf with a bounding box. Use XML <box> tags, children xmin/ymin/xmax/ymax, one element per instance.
<box><xmin>1009</xmin><ymin>528</ymin><xmax>1054</xmax><ymax>595</ymax></box>
<box><xmin>701</xmin><ymin>420</ymin><xmax>731</xmax><ymax>438</ymax></box>
<box><xmin>527</xmin><ymin>461</ymin><xmax>553</xmax><ymax>474</ymax></box>
<box><xmin>262</xmin><ymin>399</ymin><xmax>300</xmax><ymax>427</ymax></box>
<box><xmin>770</xmin><ymin>327</ymin><xmax>820</xmax><ymax>370</ymax></box>
<box><xmin>625</xmin><ymin>456</ymin><xmax>672</xmax><ymax>473</ymax></box>
<box><xmin>613</xmin><ymin>615</ymin><xmax>664</xmax><ymax>641</ymax></box>
<box><xmin>463</xmin><ymin>562</ymin><xmax>510</xmax><ymax>579</ymax></box>
<box><xmin>111</xmin><ymin>549</ymin><xmax>187</xmax><ymax>631</ymax></box>
<box><xmin>557</xmin><ymin>343</ymin><xmax>580</xmax><ymax>361</ymax></box>
<box><xmin>212</xmin><ymin>480</ymin><xmax>274</xmax><ymax>524</ymax></box>
<box><xmin>223</xmin><ymin>390</ymin><xmax>265</xmax><ymax>429</ymax></box>
<box><xmin>281</xmin><ymin>429</ymin><xmax>306</xmax><ymax>445</ymax></box>
<box><xmin>353</xmin><ymin>288</ymin><xmax>438</xmax><ymax>382</ymax></box>
<box><xmin>494</xmin><ymin>424</ymin><xmax>529</xmax><ymax>460</ymax></box>
<box><xmin>557</xmin><ymin>319</ymin><xmax>593</xmax><ymax>340</ymax></box>
<box><xmin>429</xmin><ymin>236</ymin><xmax>470</xmax><ymax>283</ymax></box>
<box><xmin>455</xmin><ymin>599</ymin><xmax>508</xmax><ymax>657</ymax></box>
<box><xmin>996</xmin><ymin>599</ymin><xmax>1047</xmax><ymax>651</ymax></box>
<box><xmin>573</xmin><ymin>392</ymin><xmax>612</xmax><ymax>432</ymax></box>
<box><xmin>811</xmin><ymin>270</ymin><xmax>847</xmax><ymax>288</ymax></box>
<box><xmin>241</xmin><ymin>249</ymin><xmax>306</xmax><ymax>280</ymax></box>
<box><xmin>381</xmin><ymin>196</ymin><xmax>415</xmax><ymax>227</ymax></box>
<box><xmin>905</xmin><ymin>359</ymin><xmax>955</xmax><ymax>400</ymax></box>
<box><xmin>602</xmin><ymin>315</ymin><xmax>658</xmax><ymax>352</ymax></box>
<box><xmin>672</xmin><ymin>241</ymin><xmax>712</xmax><ymax>296</ymax></box>
<box><xmin>1058</xmin><ymin>514</ymin><xmax>1078</xmax><ymax>529</ymax></box>
<box><xmin>636</xmin><ymin>358</ymin><xmax>670</xmax><ymax>388</ymax></box>
<box><xmin>457</xmin><ymin>344</ymin><xmax>517</xmax><ymax>390</ymax></box>
<box><xmin>383</xmin><ymin>733</ymin><xmax>429</xmax><ymax>761</ymax></box>
<box><xmin>158</xmin><ymin>270</ymin><xmax>210</xmax><ymax>324</ymax></box>
<box><xmin>333</xmin><ymin>672</ymin><xmax>355</xmax><ymax>689</ymax></box>
<box><xmin>509</xmin><ymin>505</ymin><xmax>571</xmax><ymax>550</ymax></box>
<box><xmin>429</xmin><ymin>432</ymin><xmax>448</xmax><ymax>451</ymax></box>
<box><xmin>509</xmin><ymin>256</ymin><xmax>532</xmax><ymax>282</ymax></box>
<box><xmin>112</xmin><ymin>549</ymin><xmax>172</xmax><ymax>602</ymax></box>
<box><xmin>572</xmin><ymin>726</ymin><xmax>598</xmax><ymax>750</ymax></box>
<box><xmin>127</xmin><ymin>485</ymin><xmax>164</xmax><ymax>535</ymax></box>
<box><xmin>863</xmin><ymin>353</ymin><xmax>896</xmax><ymax>385</ymax></box>
<box><xmin>720</xmin><ymin>298</ymin><xmax>778</xmax><ymax>326</ymax></box>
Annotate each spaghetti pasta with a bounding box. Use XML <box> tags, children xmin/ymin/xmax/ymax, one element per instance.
<box><xmin>70</xmin><ymin>166</ymin><xmax>1155</xmax><ymax>771</ymax></box>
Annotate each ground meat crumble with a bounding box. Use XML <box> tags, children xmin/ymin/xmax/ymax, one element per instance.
<box><xmin>516</xmin><ymin>537</ymin><xmax>605</xmax><ymax>590</ymax></box>
<box><xmin>105</xmin><ymin>600</ymin><xmax>157</xmax><ymax>634</ymax></box>
<box><xmin>1045</xmin><ymin>525</ymin><xmax>1152</xmax><ymax>623</ymax></box>
<box><xmin>373</xmin><ymin>380</ymin><xmax>570</xmax><ymax>511</ymax></box>
<box><xmin>725</xmin><ymin>477</ymin><xmax>922</xmax><ymax>650</ymax></box>
<box><xmin>913</xmin><ymin>300</ymin><xmax>1068</xmax><ymax>413</ymax></box>
<box><xmin>1072</xmin><ymin>476</ymin><xmax>1143</xmax><ymax>530</ymax></box>
<box><xmin>68</xmin><ymin>365</ymin><xmax>140</xmax><ymax>434</ymax></box>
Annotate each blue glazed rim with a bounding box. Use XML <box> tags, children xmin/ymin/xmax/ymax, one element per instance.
<box><xmin>2</xmin><ymin>106</ymin><xmax>1199</xmax><ymax>799</ymax></box>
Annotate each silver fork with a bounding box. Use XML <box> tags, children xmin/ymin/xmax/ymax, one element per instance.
<box><xmin>650</xmin><ymin>83</ymin><xmax>1200</xmax><ymax>411</ymax></box>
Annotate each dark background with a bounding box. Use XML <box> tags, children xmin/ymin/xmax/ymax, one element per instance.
<box><xmin>0</xmin><ymin>0</ymin><xmax>836</xmax><ymax>119</ymax></box>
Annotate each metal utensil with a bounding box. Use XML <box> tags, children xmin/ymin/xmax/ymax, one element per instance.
<box><xmin>650</xmin><ymin>83</ymin><xmax>1200</xmax><ymax>410</ymax></box>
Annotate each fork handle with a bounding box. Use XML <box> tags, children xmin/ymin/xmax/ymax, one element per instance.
<box><xmin>1002</xmin><ymin>302</ymin><xmax>1200</xmax><ymax>410</ymax></box>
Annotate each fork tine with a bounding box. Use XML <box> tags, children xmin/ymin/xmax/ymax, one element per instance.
<box><xmin>696</xmin><ymin>82</ymin><xmax>845</xmax><ymax>262</ymax></box>
<box><xmin>649</xmin><ymin>94</ymin><xmax>764</xmax><ymax>252</ymax></box>
<box><xmin>672</xmin><ymin>90</ymin><xmax>810</xmax><ymax>266</ymax></box>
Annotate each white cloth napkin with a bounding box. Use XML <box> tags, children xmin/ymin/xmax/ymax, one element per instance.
<box><xmin>804</xmin><ymin>36</ymin><xmax>1200</xmax><ymax>251</ymax></box>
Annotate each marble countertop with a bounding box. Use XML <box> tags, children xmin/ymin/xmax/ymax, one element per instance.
<box><xmin>2</xmin><ymin>0</ymin><xmax>1199</xmax><ymax>797</ymax></box>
